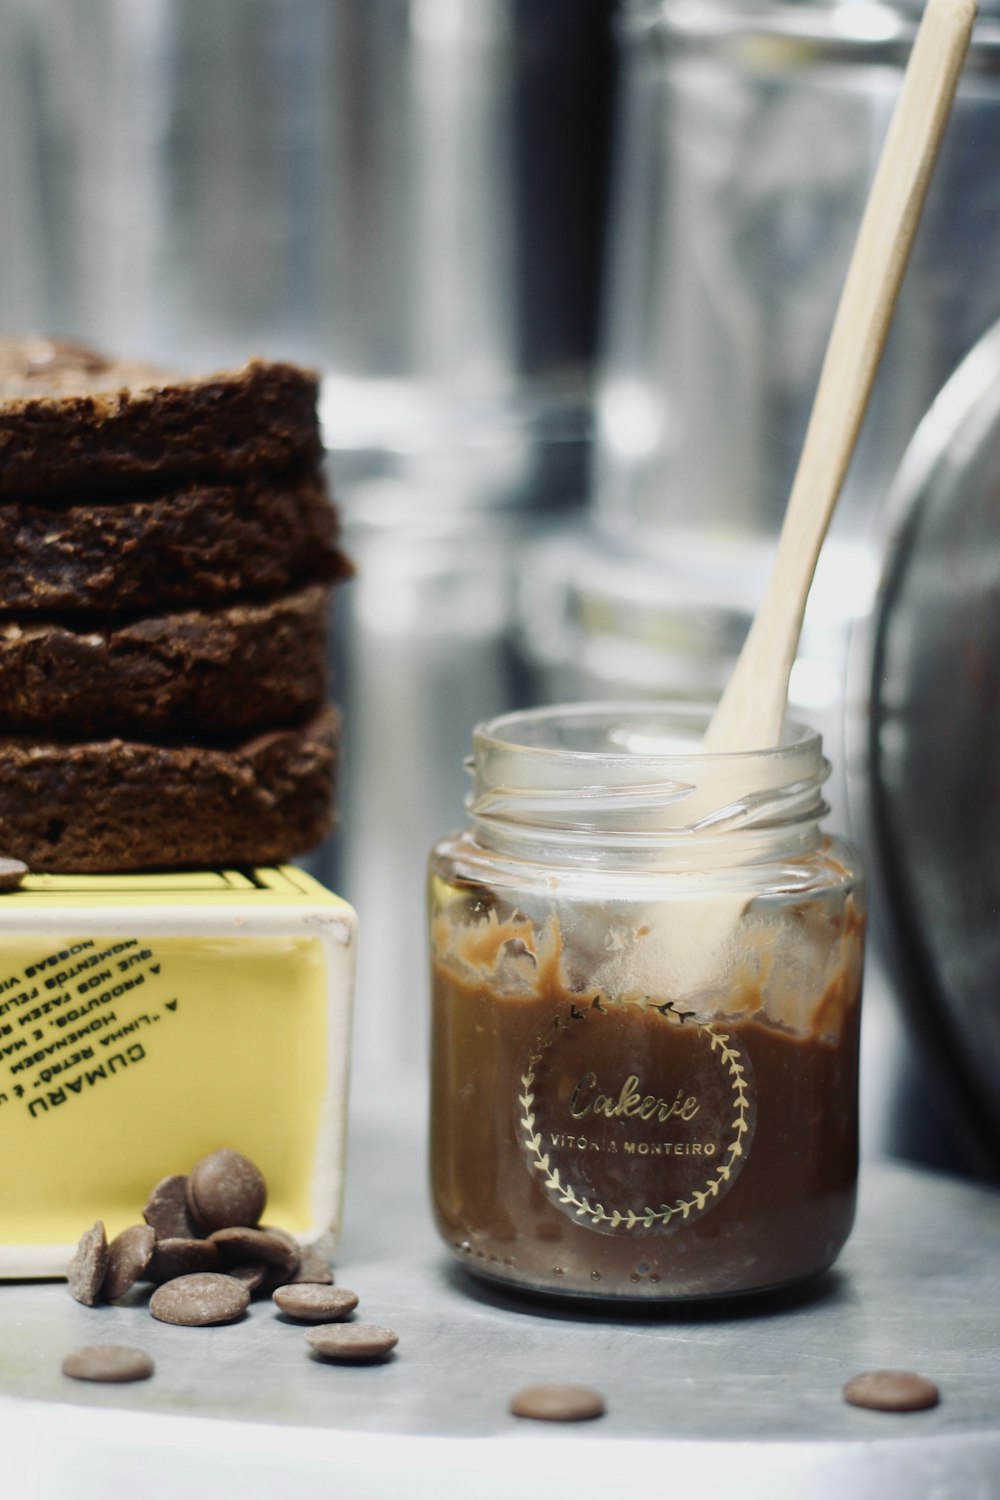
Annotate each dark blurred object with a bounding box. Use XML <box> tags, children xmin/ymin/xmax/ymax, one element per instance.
<box><xmin>860</xmin><ymin>317</ymin><xmax>1000</xmax><ymax>1184</ymax></box>
<box><xmin>511</xmin><ymin>0</ymin><xmax>617</xmax><ymax>379</ymax></box>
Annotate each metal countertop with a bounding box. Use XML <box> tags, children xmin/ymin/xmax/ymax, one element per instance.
<box><xmin>2</xmin><ymin>1108</ymin><xmax>998</xmax><ymax>1499</ymax></box>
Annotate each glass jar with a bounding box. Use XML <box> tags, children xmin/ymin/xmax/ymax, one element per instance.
<box><xmin>428</xmin><ymin>702</ymin><xmax>865</xmax><ymax>1300</ymax></box>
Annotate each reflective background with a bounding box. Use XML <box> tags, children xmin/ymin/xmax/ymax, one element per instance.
<box><xmin>2</xmin><ymin>0</ymin><xmax>999</xmax><ymax>1177</ymax></box>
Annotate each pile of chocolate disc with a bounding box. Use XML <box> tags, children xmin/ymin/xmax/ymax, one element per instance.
<box><xmin>67</xmin><ymin>1147</ymin><xmax>332</xmax><ymax>1313</ymax></box>
<box><xmin>64</xmin><ymin>1147</ymin><xmax>397</xmax><ymax>1380</ymax></box>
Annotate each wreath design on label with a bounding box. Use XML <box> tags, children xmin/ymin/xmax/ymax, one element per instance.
<box><xmin>518</xmin><ymin>996</ymin><xmax>752</xmax><ymax>1230</ymax></box>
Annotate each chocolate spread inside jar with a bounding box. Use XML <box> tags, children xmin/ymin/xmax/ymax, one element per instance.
<box><xmin>428</xmin><ymin>704</ymin><xmax>866</xmax><ymax>1301</ymax></box>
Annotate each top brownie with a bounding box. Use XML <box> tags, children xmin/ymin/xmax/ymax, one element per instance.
<box><xmin>0</xmin><ymin>338</ymin><xmax>323</xmax><ymax>497</ymax></box>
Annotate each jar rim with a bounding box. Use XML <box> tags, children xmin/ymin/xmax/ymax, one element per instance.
<box><xmin>473</xmin><ymin>700</ymin><xmax>819</xmax><ymax>766</ymax></box>
<box><xmin>467</xmin><ymin>701</ymin><xmax>828</xmax><ymax>842</ymax></box>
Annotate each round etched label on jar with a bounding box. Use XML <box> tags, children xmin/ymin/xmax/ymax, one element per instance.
<box><xmin>518</xmin><ymin>997</ymin><xmax>756</xmax><ymax>1235</ymax></box>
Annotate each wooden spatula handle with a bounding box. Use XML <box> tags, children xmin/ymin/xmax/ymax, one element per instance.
<box><xmin>705</xmin><ymin>0</ymin><xmax>977</xmax><ymax>754</ymax></box>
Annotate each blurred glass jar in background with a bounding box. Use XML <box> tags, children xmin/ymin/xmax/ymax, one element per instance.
<box><xmin>595</xmin><ymin>0</ymin><xmax>1000</xmax><ymax>551</ymax></box>
<box><xmin>521</xmin><ymin>0</ymin><xmax>1000</xmax><ymax>847</ymax></box>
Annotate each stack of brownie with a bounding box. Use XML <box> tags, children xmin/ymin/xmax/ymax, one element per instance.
<box><xmin>0</xmin><ymin>338</ymin><xmax>351</xmax><ymax>872</ymax></box>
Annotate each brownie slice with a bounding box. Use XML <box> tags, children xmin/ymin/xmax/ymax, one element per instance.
<box><xmin>0</xmin><ymin>339</ymin><xmax>322</xmax><ymax>496</ymax></box>
<box><xmin>0</xmin><ymin>470</ymin><xmax>351</xmax><ymax>614</ymax></box>
<box><xmin>0</xmin><ymin>584</ymin><xmax>331</xmax><ymax>739</ymax></box>
<box><xmin>0</xmin><ymin>707</ymin><xmax>338</xmax><ymax>872</ymax></box>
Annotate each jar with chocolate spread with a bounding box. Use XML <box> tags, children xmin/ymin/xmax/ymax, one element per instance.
<box><xmin>428</xmin><ymin>703</ymin><xmax>865</xmax><ymax>1301</ymax></box>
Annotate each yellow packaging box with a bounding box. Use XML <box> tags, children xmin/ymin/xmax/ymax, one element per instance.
<box><xmin>0</xmin><ymin>866</ymin><xmax>356</xmax><ymax>1277</ymax></box>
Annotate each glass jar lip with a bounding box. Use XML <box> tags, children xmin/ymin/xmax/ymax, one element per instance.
<box><xmin>467</xmin><ymin>701</ymin><xmax>828</xmax><ymax>841</ymax></box>
<box><xmin>472</xmin><ymin>700</ymin><xmax>820</xmax><ymax>768</ymax></box>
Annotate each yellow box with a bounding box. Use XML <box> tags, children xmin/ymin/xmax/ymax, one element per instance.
<box><xmin>0</xmin><ymin>866</ymin><xmax>356</xmax><ymax>1277</ymax></box>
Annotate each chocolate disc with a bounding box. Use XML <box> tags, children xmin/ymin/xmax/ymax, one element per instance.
<box><xmin>66</xmin><ymin>1221</ymin><xmax>108</xmax><ymax>1307</ymax></box>
<box><xmin>305</xmin><ymin>1323</ymin><xmax>398</xmax><ymax>1362</ymax></box>
<box><xmin>224</xmin><ymin>1263</ymin><xmax>268</xmax><ymax>1293</ymax></box>
<box><xmin>150</xmin><ymin>1272</ymin><xmax>250</xmax><ymax>1327</ymax></box>
<box><xmin>147</xmin><ymin>1236</ymin><xmax>220</xmax><ymax>1284</ymax></box>
<box><xmin>62</xmin><ymin>1345</ymin><xmax>154</xmax><ymax>1383</ymax></box>
<box><xmin>289</xmin><ymin>1243</ymin><xmax>334</xmax><ymax>1285</ymax></box>
<box><xmin>273</xmin><ymin>1284</ymin><xmax>358</xmax><ymax>1322</ymax></box>
<box><xmin>187</xmin><ymin>1149</ymin><xmax>267</xmax><ymax>1232</ymax></box>
<box><xmin>209</xmin><ymin>1225</ymin><xmax>299</xmax><ymax>1274</ymax></box>
<box><xmin>104</xmin><ymin>1224</ymin><xmax>156</xmax><ymax>1300</ymax></box>
<box><xmin>509</xmin><ymin>1384</ymin><xmax>606</xmax><ymax>1422</ymax></box>
<box><xmin>843</xmin><ymin>1370</ymin><xmax>940</xmax><ymax>1412</ymax></box>
<box><xmin>143</xmin><ymin>1174</ymin><xmax>200</xmax><ymax>1240</ymax></box>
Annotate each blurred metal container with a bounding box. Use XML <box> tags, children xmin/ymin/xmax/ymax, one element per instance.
<box><xmin>851</xmin><ymin>315</ymin><xmax>1000</xmax><ymax>1180</ymax></box>
<box><xmin>0</xmin><ymin>0</ymin><xmax>615</xmax><ymax>503</ymax></box>
<box><xmin>0</xmin><ymin>0</ymin><xmax>619</xmax><ymax>1091</ymax></box>
<box><xmin>595</xmin><ymin>0</ymin><xmax>1000</xmax><ymax>549</ymax></box>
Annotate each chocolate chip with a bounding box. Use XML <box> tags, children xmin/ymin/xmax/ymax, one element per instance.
<box><xmin>143</xmin><ymin>1174</ymin><xmax>200</xmax><ymax>1240</ymax></box>
<box><xmin>62</xmin><ymin>1345</ymin><xmax>154</xmax><ymax>1383</ymax></box>
<box><xmin>843</xmin><ymin>1370</ymin><xmax>940</xmax><ymax>1412</ymax></box>
<box><xmin>104</xmin><ymin>1224</ymin><xmax>156</xmax><ymax>1301</ymax></box>
<box><xmin>305</xmin><ymin>1323</ymin><xmax>398</xmax><ymax>1362</ymax></box>
<box><xmin>150</xmin><ymin>1272</ymin><xmax>251</xmax><ymax>1327</ymax></box>
<box><xmin>209</xmin><ymin>1225</ymin><xmax>300</xmax><ymax>1278</ymax></box>
<box><xmin>147</xmin><ymin>1236</ymin><xmax>220</xmax><ymax>1283</ymax></box>
<box><xmin>252</xmin><ymin>1227</ymin><xmax>305</xmax><ymax>1292</ymax></box>
<box><xmin>273</xmin><ymin>1284</ymin><xmax>359</xmax><ymax>1322</ymax></box>
<box><xmin>0</xmin><ymin>857</ymin><xmax>27</xmax><ymax>892</ymax></box>
<box><xmin>186</xmin><ymin>1149</ymin><xmax>266</xmax><ymax>1232</ymax></box>
<box><xmin>509</xmin><ymin>1384</ymin><xmax>606</xmax><ymax>1422</ymax></box>
<box><xmin>224</xmin><ymin>1263</ymin><xmax>267</xmax><ymax>1293</ymax></box>
<box><xmin>66</xmin><ymin>1221</ymin><xmax>109</xmax><ymax>1306</ymax></box>
<box><xmin>289</xmin><ymin>1243</ymin><xmax>334</xmax><ymax>1285</ymax></box>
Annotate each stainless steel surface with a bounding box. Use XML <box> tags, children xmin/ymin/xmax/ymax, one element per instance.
<box><xmin>0</xmin><ymin>0</ymin><xmax>613</xmax><ymax>501</ymax></box>
<box><xmin>2</xmin><ymin>1106</ymin><xmax>999</xmax><ymax>1496</ymax></box>
<box><xmin>596</xmin><ymin>0</ymin><xmax>1000</xmax><ymax>547</ymax></box>
<box><xmin>857</xmin><ymin>316</ymin><xmax>1000</xmax><ymax>1177</ymax></box>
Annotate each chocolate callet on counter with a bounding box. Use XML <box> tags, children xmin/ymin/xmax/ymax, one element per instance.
<box><xmin>225</xmin><ymin>1263</ymin><xmax>268</xmax><ymax>1293</ymax></box>
<box><xmin>143</xmin><ymin>1174</ymin><xmax>200</xmax><ymax>1241</ymax></box>
<box><xmin>209</xmin><ymin>1225</ymin><xmax>300</xmax><ymax>1278</ymax></box>
<box><xmin>843</xmin><ymin>1370</ymin><xmax>941</xmax><ymax>1412</ymax></box>
<box><xmin>66</xmin><ymin>1221</ymin><xmax>109</xmax><ymax>1306</ymax></box>
<box><xmin>273</xmin><ymin>1284</ymin><xmax>358</xmax><ymax>1322</ymax></box>
<box><xmin>305</xmin><ymin>1324</ymin><xmax>398</xmax><ymax>1363</ymax></box>
<box><xmin>147</xmin><ymin>1236</ymin><xmax>220</xmax><ymax>1284</ymax></box>
<box><xmin>104</xmin><ymin>1224</ymin><xmax>156</xmax><ymax>1300</ymax></box>
<box><xmin>509</xmin><ymin>1384</ymin><xmax>606</xmax><ymax>1422</ymax></box>
<box><xmin>150</xmin><ymin>1272</ymin><xmax>251</xmax><ymax>1327</ymax></box>
<box><xmin>62</xmin><ymin>1345</ymin><xmax>155</xmax><ymax>1383</ymax></box>
<box><xmin>290</xmin><ymin>1243</ymin><xmax>334</xmax><ymax>1285</ymax></box>
<box><xmin>187</xmin><ymin>1148</ymin><xmax>267</xmax><ymax>1232</ymax></box>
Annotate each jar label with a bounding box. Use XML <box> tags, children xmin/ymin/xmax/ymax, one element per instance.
<box><xmin>517</xmin><ymin>996</ymin><xmax>756</xmax><ymax>1235</ymax></box>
